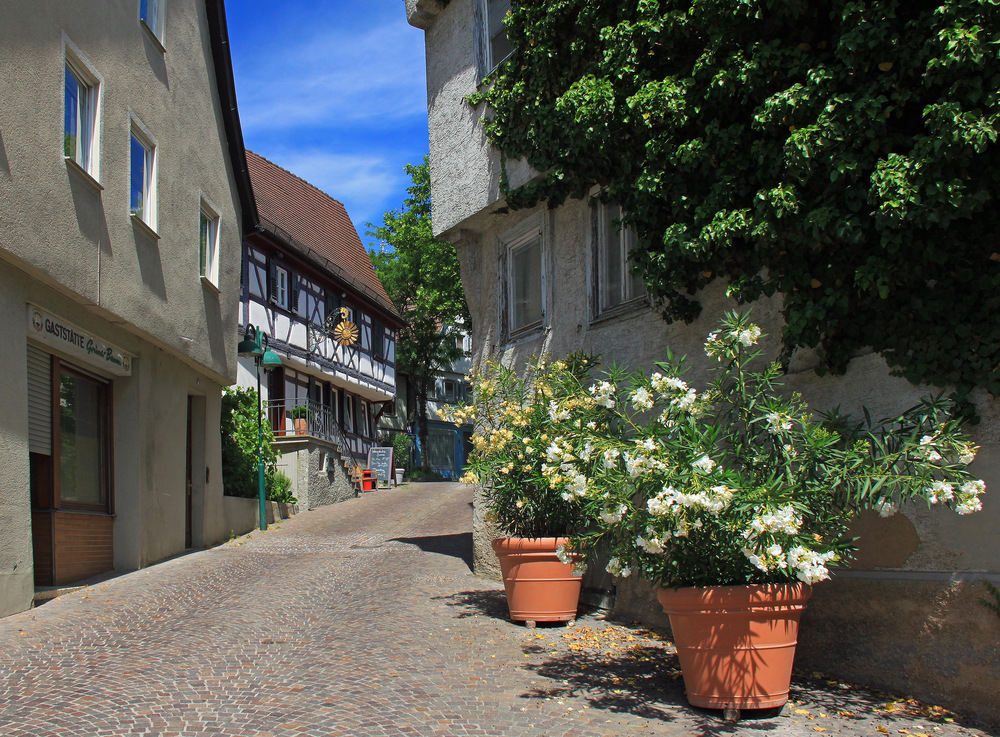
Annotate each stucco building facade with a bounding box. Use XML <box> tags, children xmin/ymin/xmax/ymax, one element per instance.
<box><xmin>406</xmin><ymin>0</ymin><xmax>1000</xmax><ymax>721</ymax></box>
<box><xmin>0</xmin><ymin>0</ymin><xmax>256</xmax><ymax>616</ymax></box>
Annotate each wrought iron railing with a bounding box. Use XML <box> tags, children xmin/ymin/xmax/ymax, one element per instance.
<box><xmin>266</xmin><ymin>398</ymin><xmax>371</xmax><ymax>463</ymax></box>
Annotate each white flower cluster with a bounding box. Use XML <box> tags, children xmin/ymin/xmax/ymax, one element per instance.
<box><xmin>733</xmin><ymin>325</ymin><xmax>762</xmax><ymax>347</ymax></box>
<box><xmin>647</xmin><ymin>484</ymin><xmax>734</xmax><ymax>516</ymax></box>
<box><xmin>589</xmin><ymin>381</ymin><xmax>616</xmax><ymax>409</ymax></box>
<box><xmin>765</xmin><ymin>411</ymin><xmax>793</xmax><ymax>434</ymax></box>
<box><xmin>649</xmin><ymin>372</ymin><xmax>698</xmax><ymax>413</ymax></box>
<box><xmin>548</xmin><ymin>400</ymin><xmax>570</xmax><ymax>422</ymax></box>
<box><xmin>599</xmin><ymin>504</ymin><xmax>628</xmax><ymax>524</ymax></box>
<box><xmin>943</xmin><ymin>479</ymin><xmax>986</xmax><ymax>515</ymax></box>
<box><xmin>747</xmin><ymin>504</ymin><xmax>802</xmax><ymax>536</ymax></box>
<box><xmin>602</xmin><ymin>447</ymin><xmax>621</xmax><ymax>469</ymax></box>
<box><xmin>624</xmin><ymin>450</ymin><xmax>669</xmax><ymax>477</ymax></box>
<box><xmin>636</xmin><ymin>527</ymin><xmax>668</xmax><ymax>553</ymax></box>
<box><xmin>786</xmin><ymin>546</ymin><xmax>837</xmax><ymax>584</ymax></box>
<box><xmin>741</xmin><ymin>544</ymin><xmax>836</xmax><ymax>584</ymax></box>
<box><xmin>605</xmin><ymin>556</ymin><xmax>632</xmax><ymax>578</ymax></box>
<box><xmin>916</xmin><ymin>435</ymin><xmax>944</xmax><ymax>463</ymax></box>
<box><xmin>630</xmin><ymin>386</ymin><xmax>654</xmax><ymax>411</ymax></box>
<box><xmin>691</xmin><ymin>455</ymin><xmax>716</xmax><ymax>474</ymax></box>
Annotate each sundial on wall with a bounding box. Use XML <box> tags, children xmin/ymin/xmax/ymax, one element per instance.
<box><xmin>325</xmin><ymin>306</ymin><xmax>359</xmax><ymax>347</ymax></box>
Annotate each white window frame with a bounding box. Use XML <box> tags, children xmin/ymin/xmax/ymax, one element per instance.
<box><xmin>476</xmin><ymin>0</ymin><xmax>513</xmax><ymax>78</ymax></box>
<box><xmin>63</xmin><ymin>39</ymin><xmax>102</xmax><ymax>183</ymax></box>
<box><xmin>199</xmin><ymin>196</ymin><xmax>221</xmax><ymax>288</ymax></box>
<box><xmin>500</xmin><ymin>213</ymin><xmax>546</xmax><ymax>340</ymax></box>
<box><xmin>139</xmin><ymin>0</ymin><xmax>166</xmax><ymax>46</ymax></box>
<box><xmin>274</xmin><ymin>266</ymin><xmax>289</xmax><ymax>310</ymax></box>
<box><xmin>593</xmin><ymin>198</ymin><xmax>646</xmax><ymax>320</ymax></box>
<box><xmin>129</xmin><ymin>117</ymin><xmax>157</xmax><ymax>232</ymax></box>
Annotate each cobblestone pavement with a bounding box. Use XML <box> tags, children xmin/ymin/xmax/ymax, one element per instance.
<box><xmin>0</xmin><ymin>482</ymin><xmax>994</xmax><ymax>737</ymax></box>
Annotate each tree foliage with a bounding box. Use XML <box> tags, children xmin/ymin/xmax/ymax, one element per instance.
<box><xmin>221</xmin><ymin>386</ymin><xmax>279</xmax><ymax>499</ymax></box>
<box><xmin>369</xmin><ymin>158</ymin><xmax>471</xmax><ymax>469</ymax></box>
<box><xmin>470</xmin><ymin>0</ymin><xmax>1000</xmax><ymax>407</ymax></box>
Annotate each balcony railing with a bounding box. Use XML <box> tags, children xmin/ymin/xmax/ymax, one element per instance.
<box><xmin>267</xmin><ymin>398</ymin><xmax>371</xmax><ymax>462</ymax></box>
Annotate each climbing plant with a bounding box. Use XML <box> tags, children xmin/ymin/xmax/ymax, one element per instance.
<box><xmin>470</xmin><ymin>0</ymin><xmax>1000</xmax><ymax>408</ymax></box>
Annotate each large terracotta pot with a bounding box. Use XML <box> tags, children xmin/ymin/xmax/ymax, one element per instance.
<box><xmin>657</xmin><ymin>583</ymin><xmax>812</xmax><ymax>711</ymax></box>
<box><xmin>492</xmin><ymin>537</ymin><xmax>582</xmax><ymax>626</ymax></box>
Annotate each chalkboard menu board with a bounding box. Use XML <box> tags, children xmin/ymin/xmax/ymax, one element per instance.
<box><xmin>367</xmin><ymin>447</ymin><xmax>394</xmax><ymax>488</ymax></box>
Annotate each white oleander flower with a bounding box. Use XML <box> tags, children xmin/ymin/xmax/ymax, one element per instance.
<box><xmin>630</xmin><ymin>386</ymin><xmax>654</xmax><ymax>411</ymax></box>
<box><xmin>606</xmin><ymin>557</ymin><xmax>632</xmax><ymax>578</ymax></box>
<box><xmin>691</xmin><ymin>455</ymin><xmax>716</xmax><ymax>474</ymax></box>
<box><xmin>766</xmin><ymin>411</ymin><xmax>793</xmax><ymax>434</ymax></box>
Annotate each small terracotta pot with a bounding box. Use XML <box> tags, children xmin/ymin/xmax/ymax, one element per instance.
<box><xmin>657</xmin><ymin>583</ymin><xmax>812</xmax><ymax>710</ymax></box>
<box><xmin>293</xmin><ymin>418</ymin><xmax>307</xmax><ymax>435</ymax></box>
<box><xmin>492</xmin><ymin>537</ymin><xmax>582</xmax><ymax>625</ymax></box>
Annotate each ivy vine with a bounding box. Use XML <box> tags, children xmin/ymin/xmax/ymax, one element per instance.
<box><xmin>469</xmin><ymin>0</ymin><xmax>1000</xmax><ymax>412</ymax></box>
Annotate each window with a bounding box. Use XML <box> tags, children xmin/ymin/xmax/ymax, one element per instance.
<box><xmin>64</xmin><ymin>60</ymin><xmax>98</xmax><ymax>176</ymax></box>
<box><xmin>478</xmin><ymin>0</ymin><xmax>512</xmax><ymax>76</ymax></box>
<box><xmin>199</xmin><ymin>200</ymin><xmax>220</xmax><ymax>286</ymax></box>
<box><xmin>502</xmin><ymin>215</ymin><xmax>545</xmax><ymax>337</ymax></box>
<box><xmin>594</xmin><ymin>200</ymin><xmax>645</xmax><ymax>317</ymax></box>
<box><xmin>129</xmin><ymin>123</ymin><xmax>156</xmax><ymax>230</ymax></box>
<box><xmin>139</xmin><ymin>0</ymin><xmax>165</xmax><ymax>42</ymax></box>
<box><xmin>274</xmin><ymin>266</ymin><xmax>288</xmax><ymax>310</ymax></box>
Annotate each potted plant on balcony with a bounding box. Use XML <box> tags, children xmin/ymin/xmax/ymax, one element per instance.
<box><xmin>548</xmin><ymin>312</ymin><xmax>985</xmax><ymax>716</ymax></box>
<box><xmin>289</xmin><ymin>405</ymin><xmax>313</xmax><ymax>436</ymax></box>
<box><xmin>448</xmin><ymin>354</ymin><xmax>601</xmax><ymax>626</ymax></box>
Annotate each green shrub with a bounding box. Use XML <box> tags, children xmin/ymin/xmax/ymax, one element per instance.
<box><xmin>220</xmin><ymin>386</ymin><xmax>279</xmax><ymax>499</ymax></box>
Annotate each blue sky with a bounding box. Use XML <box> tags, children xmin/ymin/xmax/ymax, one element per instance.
<box><xmin>225</xmin><ymin>0</ymin><xmax>429</xmax><ymax>249</ymax></box>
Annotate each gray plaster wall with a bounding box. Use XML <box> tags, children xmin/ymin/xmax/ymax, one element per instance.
<box><xmin>0</xmin><ymin>0</ymin><xmax>245</xmax><ymax>616</ymax></box>
<box><xmin>410</xmin><ymin>0</ymin><xmax>1000</xmax><ymax>721</ymax></box>
<box><xmin>0</xmin><ymin>0</ymin><xmax>243</xmax><ymax>385</ymax></box>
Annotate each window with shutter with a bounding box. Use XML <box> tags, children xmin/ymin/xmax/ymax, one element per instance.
<box><xmin>27</xmin><ymin>345</ymin><xmax>52</xmax><ymax>456</ymax></box>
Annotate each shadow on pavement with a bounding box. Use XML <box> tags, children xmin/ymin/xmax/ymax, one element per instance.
<box><xmin>433</xmin><ymin>589</ymin><xmax>510</xmax><ymax>621</ymax></box>
<box><xmin>393</xmin><ymin>532</ymin><xmax>474</xmax><ymax>571</ymax></box>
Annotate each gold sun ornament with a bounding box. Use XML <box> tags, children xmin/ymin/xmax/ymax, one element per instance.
<box><xmin>334</xmin><ymin>319</ymin><xmax>359</xmax><ymax>347</ymax></box>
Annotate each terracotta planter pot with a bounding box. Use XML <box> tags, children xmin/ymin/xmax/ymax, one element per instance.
<box><xmin>492</xmin><ymin>537</ymin><xmax>582</xmax><ymax>626</ymax></box>
<box><xmin>293</xmin><ymin>418</ymin><xmax>307</xmax><ymax>435</ymax></box>
<box><xmin>657</xmin><ymin>583</ymin><xmax>812</xmax><ymax>711</ymax></box>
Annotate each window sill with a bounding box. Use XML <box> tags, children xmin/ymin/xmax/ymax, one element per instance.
<box><xmin>590</xmin><ymin>296</ymin><xmax>651</xmax><ymax>328</ymax></box>
<box><xmin>200</xmin><ymin>275</ymin><xmax>221</xmax><ymax>294</ymax></box>
<box><xmin>65</xmin><ymin>157</ymin><xmax>103</xmax><ymax>192</ymax></box>
<box><xmin>140</xmin><ymin>20</ymin><xmax>166</xmax><ymax>53</ymax></box>
<box><xmin>130</xmin><ymin>213</ymin><xmax>161</xmax><ymax>240</ymax></box>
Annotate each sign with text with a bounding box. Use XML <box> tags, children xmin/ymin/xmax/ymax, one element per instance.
<box><xmin>28</xmin><ymin>305</ymin><xmax>132</xmax><ymax>376</ymax></box>
<box><xmin>367</xmin><ymin>446</ymin><xmax>394</xmax><ymax>488</ymax></box>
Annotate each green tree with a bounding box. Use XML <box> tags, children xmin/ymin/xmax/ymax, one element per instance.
<box><xmin>471</xmin><ymin>0</ymin><xmax>1000</xmax><ymax>409</ymax></box>
<box><xmin>220</xmin><ymin>386</ymin><xmax>280</xmax><ymax>499</ymax></box>
<box><xmin>369</xmin><ymin>158</ymin><xmax>471</xmax><ymax>471</ymax></box>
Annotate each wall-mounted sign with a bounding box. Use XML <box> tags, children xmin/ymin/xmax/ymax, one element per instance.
<box><xmin>28</xmin><ymin>305</ymin><xmax>133</xmax><ymax>376</ymax></box>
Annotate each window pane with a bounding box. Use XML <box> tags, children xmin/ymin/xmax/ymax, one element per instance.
<box><xmin>59</xmin><ymin>372</ymin><xmax>105</xmax><ymax>507</ymax></box>
<box><xmin>511</xmin><ymin>237</ymin><xmax>542</xmax><ymax>330</ymax></box>
<box><xmin>624</xmin><ymin>228</ymin><xmax>645</xmax><ymax>300</ymax></box>
<box><xmin>488</xmin><ymin>0</ymin><xmax>512</xmax><ymax>67</ymax></box>
<box><xmin>199</xmin><ymin>211</ymin><xmax>210</xmax><ymax>276</ymax></box>
<box><xmin>64</xmin><ymin>67</ymin><xmax>79</xmax><ymax>159</ymax></box>
<box><xmin>602</xmin><ymin>205</ymin><xmax>623</xmax><ymax>309</ymax></box>
<box><xmin>130</xmin><ymin>134</ymin><xmax>147</xmax><ymax>217</ymax></box>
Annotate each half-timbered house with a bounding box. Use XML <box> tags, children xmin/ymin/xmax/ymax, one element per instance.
<box><xmin>240</xmin><ymin>152</ymin><xmax>404</xmax><ymax>507</ymax></box>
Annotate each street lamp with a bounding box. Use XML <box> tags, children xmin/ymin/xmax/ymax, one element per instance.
<box><xmin>237</xmin><ymin>324</ymin><xmax>282</xmax><ymax>530</ymax></box>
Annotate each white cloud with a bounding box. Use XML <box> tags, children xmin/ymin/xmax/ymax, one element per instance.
<box><xmin>235</xmin><ymin>15</ymin><xmax>427</xmax><ymax>133</ymax></box>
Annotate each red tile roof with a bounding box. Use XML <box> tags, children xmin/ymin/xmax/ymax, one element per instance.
<box><xmin>246</xmin><ymin>150</ymin><xmax>400</xmax><ymax>321</ymax></box>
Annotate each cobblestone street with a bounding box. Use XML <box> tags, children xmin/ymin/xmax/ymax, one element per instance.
<box><xmin>0</xmin><ymin>482</ymin><xmax>993</xmax><ymax>736</ymax></box>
